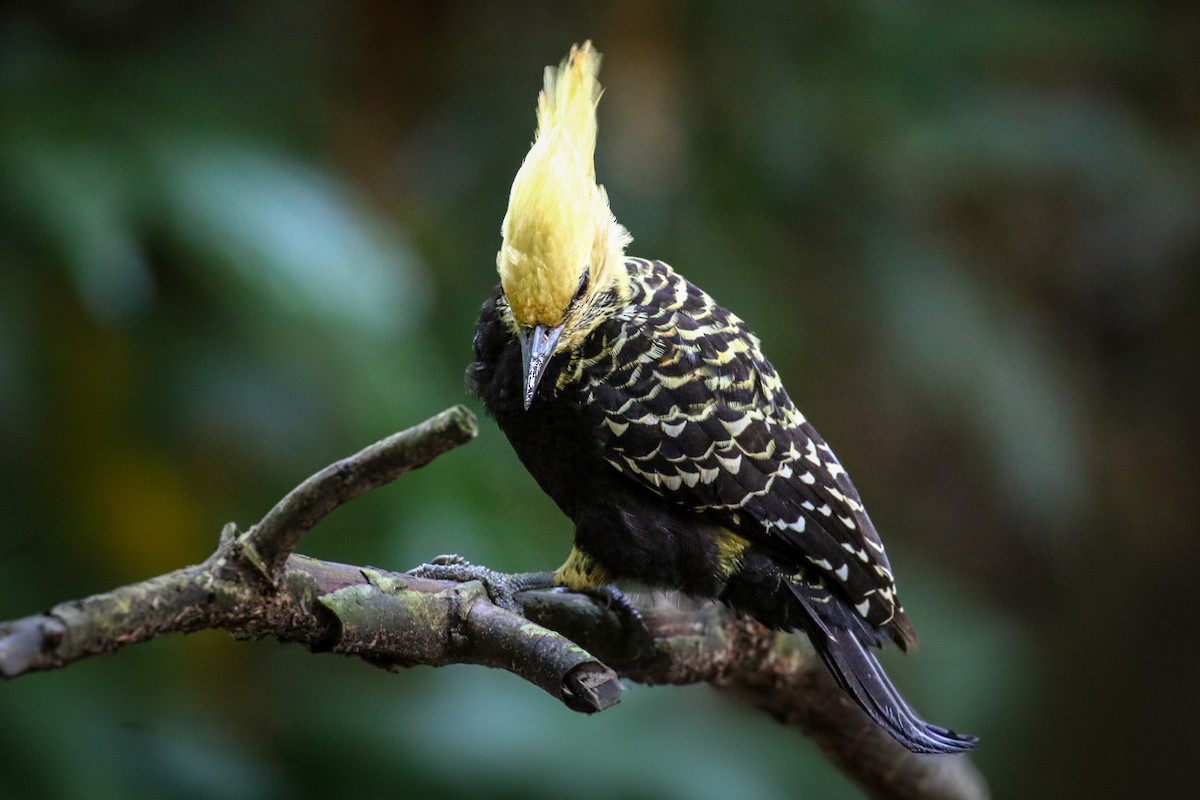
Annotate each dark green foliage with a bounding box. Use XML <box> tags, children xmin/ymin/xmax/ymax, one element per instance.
<box><xmin>1</xmin><ymin>2</ymin><xmax>1194</xmax><ymax>798</ymax></box>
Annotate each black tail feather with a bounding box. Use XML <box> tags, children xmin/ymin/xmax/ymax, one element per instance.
<box><xmin>781</xmin><ymin>581</ymin><xmax>977</xmax><ymax>754</ymax></box>
<box><xmin>720</xmin><ymin>551</ymin><xmax>977</xmax><ymax>753</ymax></box>
<box><xmin>811</xmin><ymin>621</ymin><xmax>978</xmax><ymax>754</ymax></box>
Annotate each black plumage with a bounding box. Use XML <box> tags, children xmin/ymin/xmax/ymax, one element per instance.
<box><xmin>470</xmin><ymin>257</ymin><xmax>977</xmax><ymax>754</ymax></box>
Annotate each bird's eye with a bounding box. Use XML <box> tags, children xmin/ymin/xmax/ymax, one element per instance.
<box><xmin>574</xmin><ymin>268</ymin><xmax>590</xmax><ymax>302</ymax></box>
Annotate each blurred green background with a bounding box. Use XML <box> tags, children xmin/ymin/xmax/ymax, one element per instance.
<box><xmin>1</xmin><ymin>1</ymin><xmax>1196</xmax><ymax>798</ymax></box>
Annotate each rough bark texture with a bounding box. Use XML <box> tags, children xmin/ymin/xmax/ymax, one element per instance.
<box><xmin>0</xmin><ymin>406</ymin><xmax>988</xmax><ymax>800</ymax></box>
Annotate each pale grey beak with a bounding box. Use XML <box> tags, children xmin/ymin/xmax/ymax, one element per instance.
<box><xmin>518</xmin><ymin>323</ymin><xmax>565</xmax><ymax>410</ymax></box>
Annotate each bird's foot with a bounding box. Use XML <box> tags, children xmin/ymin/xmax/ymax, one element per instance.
<box><xmin>408</xmin><ymin>555</ymin><xmax>554</xmax><ymax>613</ymax></box>
<box><xmin>565</xmin><ymin>583</ymin><xmax>646</xmax><ymax>631</ymax></box>
<box><xmin>409</xmin><ymin>556</ymin><xmax>646</xmax><ymax>633</ymax></box>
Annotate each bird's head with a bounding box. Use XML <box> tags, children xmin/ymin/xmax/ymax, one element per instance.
<box><xmin>497</xmin><ymin>41</ymin><xmax>631</xmax><ymax>409</ymax></box>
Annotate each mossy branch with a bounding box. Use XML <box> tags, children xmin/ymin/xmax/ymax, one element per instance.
<box><xmin>0</xmin><ymin>406</ymin><xmax>987</xmax><ymax>800</ymax></box>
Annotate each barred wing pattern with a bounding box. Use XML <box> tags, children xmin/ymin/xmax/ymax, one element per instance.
<box><xmin>566</xmin><ymin>258</ymin><xmax>906</xmax><ymax>638</ymax></box>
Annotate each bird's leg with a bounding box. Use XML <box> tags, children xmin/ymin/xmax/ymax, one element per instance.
<box><xmin>408</xmin><ymin>554</ymin><xmax>554</xmax><ymax>613</ymax></box>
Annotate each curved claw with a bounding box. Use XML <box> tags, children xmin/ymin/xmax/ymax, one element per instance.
<box><xmin>572</xmin><ymin>584</ymin><xmax>645</xmax><ymax>630</ymax></box>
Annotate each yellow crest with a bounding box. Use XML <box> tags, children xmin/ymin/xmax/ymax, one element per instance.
<box><xmin>498</xmin><ymin>41</ymin><xmax>630</xmax><ymax>327</ymax></box>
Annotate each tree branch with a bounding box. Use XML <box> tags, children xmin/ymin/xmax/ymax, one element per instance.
<box><xmin>0</xmin><ymin>406</ymin><xmax>987</xmax><ymax>800</ymax></box>
<box><xmin>237</xmin><ymin>403</ymin><xmax>479</xmax><ymax>581</ymax></box>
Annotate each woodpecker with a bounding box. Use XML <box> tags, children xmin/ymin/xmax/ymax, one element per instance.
<box><xmin>467</xmin><ymin>42</ymin><xmax>976</xmax><ymax>754</ymax></box>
